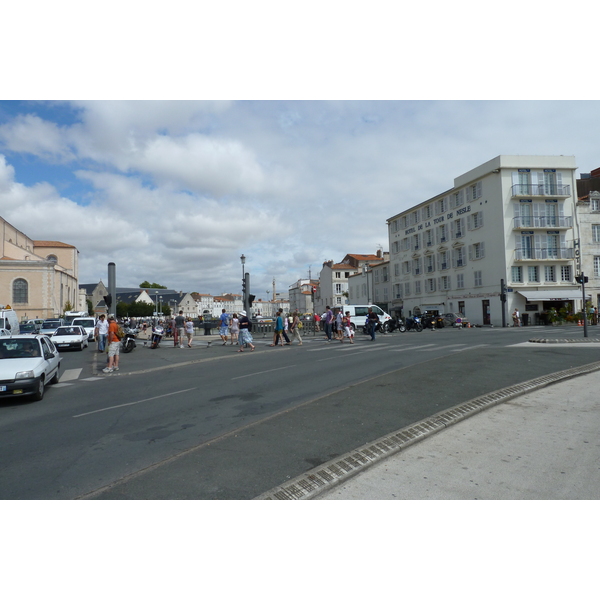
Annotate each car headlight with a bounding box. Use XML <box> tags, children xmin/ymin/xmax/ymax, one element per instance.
<box><xmin>15</xmin><ymin>371</ymin><xmax>35</xmax><ymax>380</ymax></box>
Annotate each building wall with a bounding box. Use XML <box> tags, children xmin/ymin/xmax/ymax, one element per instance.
<box><xmin>387</xmin><ymin>155</ymin><xmax>579</xmax><ymax>326</ymax></box>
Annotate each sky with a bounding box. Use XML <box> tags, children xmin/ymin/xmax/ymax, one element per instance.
<box><xmin>2</xmin><ymin>99</ymin><xmax>600</xmax><ymax>300</ymax></box>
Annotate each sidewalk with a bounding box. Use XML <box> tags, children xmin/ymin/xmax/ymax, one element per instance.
<box><xmin>317</xmin><ymin>369</ymin><xmax>600</xmax><ymax>500</ymax></box>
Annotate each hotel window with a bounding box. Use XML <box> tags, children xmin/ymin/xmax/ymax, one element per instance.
<box><xmin>456</xmin><ymin>273</ymin><xmax>464</xmax><ymax>289</ymax></box>
<box><xmin>594</xmin><ymin>256</ymin><xmax>600</xmax><ymax>276</ymax></box>
<box><xmin>560</xmin><ymin>265</ymin><xmax>571</xmax><ymax>282</ymax></box>
<box><xmin>401</xmin><ymin>237</ymin><xmax>410</xmax><ymax>251</ymax></box>
<box><xmin>453</xmin><ymin>190</ymin><xmax>464</xmax><ymax>208</ymax></box>
<box><xmin>438</xmin><ymin>250</ymin><xmax>449</xmax><ymax>270</ymax></box>
<box><xmin>426</xmin><ymin>278</ymin><xmax>436</xmax><ymax>292</ymax></box>
<box><xmin>438</xmin><ymin>224</ymin><xmax>448</xmax><ymax>244</ymax></box>
<box><xmin>392</xmin><ymin>220</ymin><xmax>399</xmax><ymax>232</ymax></box>
<box><xmin>468</xmin><ymin>211</ymin><xmax>483</xmax><ymax>230</ymax></box>
<box><xmin>394</xmin><ymin>283</ymin><xmax>402</xmax><ymax>298</ymax></box>
<box><xmin>413</xmin><ymin>233</ymin><xmax>420</xmax><ymax>250</ymax></box>
<box><xmin>474</xmin><ymin>270</ymin><xmax>482</xmax><ymax>286</ymax></box>
<box><xmin>394</xmin><ymin>263</ymin><xmax>400</xmax><ymax>276</ymax></box>
<box><xmin>425</xmin><ymin>255</ymin><xmax>435</xmax><ymax>273</ymax></box>
<box><xmin>404</xmin><ymin>282</ymin><xmax>411</xmax><ymax>296</ymax></box>
<box><xmin>392</xmin><ymin>241</ymin><xmax>399</xmax><ymax>253</ymax></box>
<box><xmin>440</xmin><ymin>275</ymin><xmax>451</xmax><ymax>290</ymax></box>
<box><xmin>415</xmin><ymin>280</ymin><xmax>421</xmax><ymax>295</ymax></box>
<box><xmin>545</xmin><ymin>266</ymin><xmax>556</xmax><ymax>282</ymax></box>
<box><xmin>453</xmin><ymin>246</ymin><xmax>466</xmax><ymax>268</ymax></box>
<box><xmin>528</xmin><ymin>266</ymin><xmax>539</xmax><ymax>283</ymax></box>
<box><xmin>423</xmin><ymin>205</ymin><xmax>432</xmax><ymax>219</ymax></box>
<box><xmin>468</xmin><ymin>181</ymin><xmax>482</xmax><ymax>201</ymax></box>
<box><xmin>469</xmin><ymin>242</ymin><xmax>485</xmax><ymax>260</ymax></box>
<box><xmin>402</xmin><ymin>261</ymin><xmax>410</xmax><ymax>275</ymax></box>
<box><xmin>452</xmin><ymin>217</ymin><xmax>465</xmax><ymax>239</ymax></box>
<box><xmin>412</xmin><ymin>258</ymin><xmax>422</xmax><ymax>275</ymax></box>
<box><xmin>436</xmin><ymin>197</ymin><xmax>448</xmax><ymax>215</ymax></box>
<box><xmin>511</xmin><ymin>266</ymin><xmax>523</xmax><ymax>283</ymax></box>
<box><xmin>425</xmin><ymin>229</ymin><xmax>434</xmax><ymax>247</ymax></box>
<box><xmin>374</xmin><ymin>271</ymin><xmax>379</xmax><ymax>284</ymax></box>
<box><xmin>593</xmin><ymin>225</ymin><xmax>600</xmax><ymax>243</ymax></box>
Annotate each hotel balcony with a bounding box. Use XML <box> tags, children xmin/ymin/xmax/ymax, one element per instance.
<box><xmin>513</xmin><ymin>216</ymin><xmax>572</xmax><ymax>229</ymax></box>
<box><xmin>514</xmin><ymin>247</ymin><xmax>574</xmax><ymax>261</ymax></box>
<box><xmin>511</xmin><ymin>184</ymin><xmax>571</xmax><ymax>198</ymax></box>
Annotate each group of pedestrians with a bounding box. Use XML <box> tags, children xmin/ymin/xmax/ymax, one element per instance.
<box><xmin>270</xmin><ymin>310</ymin><xmax>303</xmax><ymax>347</ymax></box>
<box><xmin>319</xmin><ymin>306</ymin><xmax>357</xmax><ymax>343</ymax></box>
<box><xmin>217</xmin><ymin>308</ymin><xmax>255</xmax><ymax>352</ymax></box>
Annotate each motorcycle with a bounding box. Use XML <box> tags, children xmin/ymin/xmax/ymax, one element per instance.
<box><xmin>421</xmin><ymin>314</ymin><xmax>445</xmax><ymax>330</ymax></box>
<box><xmin>385</xmin><ymin>318</ymin><xmax>406</xmax><ymax>333</ymax></box>
<box><xmin>404</xmin><ymin>316</ymin><xmax>424</xmax><ymax>332</ymax></box>
<box><xmin>362</xmin><ymin>320</ymin><xmax>385</xmax><ymax>335</ymax></box>
<box><xmin>121</xmin><ymin>327</ymin><xmax>138</xmax><ymax>353</ymax></box>
<box><xmin>150</xmin><ymin>324</ymin><xmax>164</xmax><ymax>349</ymax></box>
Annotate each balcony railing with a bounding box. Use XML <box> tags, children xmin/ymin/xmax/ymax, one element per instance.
<box><xmin>514</xmin><ymin>247</ymin><xmax>574</xmax><ymax>260</ymax></box>
<box><xmin>513</xmin><ymin>216</ymin><xmax>572</xmax><ymax>229</ymax></box>
<box><xmin>511</xmin><ymin>184</ymin><xmax>571</xmax><ymax>197</ymax></box>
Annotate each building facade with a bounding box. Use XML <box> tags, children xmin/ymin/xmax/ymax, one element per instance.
<box><xmin>387</xmin><ymin>155</ymin><xmax>581</xmax><ymax>326</ymax></box>
<box><xmin>288</xmin><ymin>279</ymin><xmax>318</xmax><ymax>315</ymax></box>
<box><xmin>1</xmin><ymin>216</ymin><xmax>80</xmax><ymax>321</ymax></box>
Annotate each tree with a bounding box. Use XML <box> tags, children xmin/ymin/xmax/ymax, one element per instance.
<box><xmin>139</xmin><ymin>281</ymin><xmax>167</xmax><ymax>289</ymax></box>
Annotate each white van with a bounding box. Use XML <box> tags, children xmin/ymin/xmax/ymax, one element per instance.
<box><xmin>0</xmin><ymin>308</ymin><xmax>20</xmax><ymax>335</ymax></box>
<box><xmin>338</xmin><ymin>304</ymin><xmax>392</xmax><ymax>331</ymax></box>
<box><xmin>72</xmin><ymin>317</ymin><xmax>96</xmax><ymax>341</ymax></box>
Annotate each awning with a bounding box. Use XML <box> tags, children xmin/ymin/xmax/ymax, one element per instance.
<box><xmin>517</xmin><ymin>290</ymin><xmax>590</xmax><ymax>301</ymax></box>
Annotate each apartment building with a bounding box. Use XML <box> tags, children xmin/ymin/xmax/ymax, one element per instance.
<box><xmin>387</xmin><ymin>155</ymin><xmax>581</xmax><ymax>327</ymax></box>
<box><xmin>576</xmin><ymin>168</ymin><xmax>600</xmax><ymax>308</ymax></box>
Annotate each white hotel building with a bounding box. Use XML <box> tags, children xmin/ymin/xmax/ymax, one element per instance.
<box><xmin>387</xmin><ymin>155</ymin><xmax>583</xmax><ymax>327</ymax></box>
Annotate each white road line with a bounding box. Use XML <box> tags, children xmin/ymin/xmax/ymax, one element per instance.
<box><xmin>231</xmin><ymin>365</ymin><xmax>296</xmax><ymax>380</ymax></box>
<box><xmin>390</xmin><ymin>344</ymin><xmax>435</xmax><ymax>352</ymax></box>
<box><xmin>81</xmin><ymin>377</ymin><xmax>104</xmax><ymax>382</ymax></box>
<box><xmin>451</xmin><ymin>344</ymin><xmax>490</xmax><ymax>352</ymax></box>
<box><xmin>419</xmin><ymin>343</ymin><xmax>467</xmax><ymax>351</ymax></box>
<box><xmin>72</xmin><ymin>387</ymin><xmax>198</xmax><ymax>418</ymax></box>
<box><xmin>61</xmin><ymin>368</ymin><xmax>82</xmax><ymax>382</ymax></box>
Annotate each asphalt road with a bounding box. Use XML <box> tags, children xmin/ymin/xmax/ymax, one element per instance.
<box><xmin>1</xmin><ymin>325</ymin><xmax>598</xmax><ymax>499</ymax></box>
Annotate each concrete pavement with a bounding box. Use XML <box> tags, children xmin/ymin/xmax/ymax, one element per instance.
<box><xmin>317</xmin><ymin>368</ymin><xmax>600</xmax><ymax>499</ymax></box>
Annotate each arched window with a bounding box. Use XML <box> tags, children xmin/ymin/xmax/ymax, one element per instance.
<box><xmin>13</xmin><ymin>278</ymin><xmax>28</xmax><ymax>304</ymax></box>
<box><xmin>46</xmin><ymin>255</ymin><xmax>58</xmax><ymax>263</ymax></box>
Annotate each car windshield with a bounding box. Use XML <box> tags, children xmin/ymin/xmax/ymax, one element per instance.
<box><xmin>55</xmin><ymin>327</ymin><xmax>80</xmax><ymax>336</ymax></box>
<box><xmin>75</xmin><ymin>320</ymin><xmax>94</xmax><ymax>328</ymax></box>
<box><xmin>0</xmin><ymin>339</ymin><xmax>41</xmax><ymax>359</ymax></box>
<box><xmin>20</xmin><ymin>324</ymin><xmax>36</xmax><ymax>332</ymax></box>
<box><xmin>43</xmin><ymin>321</ymin><xmax>60</xmax><ymax>328</ymax></box>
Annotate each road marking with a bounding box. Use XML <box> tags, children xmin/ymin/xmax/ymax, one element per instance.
<box><xmin>72</xmin><ymin>387</ymin><xmax>198</xmax><ymax>418</ymax></box>
<box><xmin>81</xmin><ymin>377</ymin><xmax>104</xmax><ymax>382</ymax></box>
<box><xmin>390</xmin><ymin>344</ymin><xmax>435</xmax><ymax>352</ymax></box>
<box><xmin>61</xmin><ymin>368</ymin><xmax>83</xmax><ymax>382</ymax></box>
<box><xmin>451</xmin><ymin>344</ymin><xmax>490</xmax><ymax>352</ymax></box>
<box><xmin>231</xmin><ymin>365</ymin><xmax>296</xmax><ymax>380</ymax></box>
<box><xmin>419</xmin><ymin>343</ymin><xmax>467</xmax><ymax>351</ymax></box>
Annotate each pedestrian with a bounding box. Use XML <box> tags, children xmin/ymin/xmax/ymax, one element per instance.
<box><xmin>175</xmin><ymin>310</ymin><xmax>186</xmax><ymax>348</ymax></box>
<box><xmin>367</xmin><ymin>307</ymin><xmax>379</xmax><ymax>341</ymax></box>
<box><xmin>270</xmin><ymin>310</ymin><xmax>284</xmax><ymax>347</ymax></box>
<box><xmin>314</xmin><ymin>312</ymin><xmax>321</xmax><ymax>332</ymax></box>
<box><xmin>289</xmin><ymin>311</ymin><xmax>303</xmax><ymax>345</ymax></box>
<box><xmin>185</xmin><ymin>318</ymin><xmax>194</xmax><ymax>348</ymax></box>
<box><xmin>512</xmin><ymin>308</ymin><xmax>520</xmax><ymax>327</ymax></box>
<box><xmin>237</xmin><ymin>310</ymin><xmax>255</xmax><ymax>352</ymax></box>
<box><xmin>95</xmin><ymin>314</ymin><xmax>109</xmax><ymax>352</ymax></box>
<box><xmin>103</xmin><ymin>316</ymin><xmax>122</xmax><ymax>373</ymax></box>
<box><xmin>343</xmin><ymin>311</ymin><xmax>355</xmax><ymax>344</ymax></box>
<box><xmin>170</xmin><ymin>314</ymin><xmax>178</xmax><ymax>346</ymax></box>
<box><xmin>335</xmin><ymin>307</ymin><xmax>344</xmax><ymax>341</ymax></box>
<box><xmin>229</xmin><ymin>313</ymin><xmax>239</xmax><ymax>345</ymax></box>
<box><xmin>219</xmin><ymin>308</ymin><xmax>229</xmax><ymax>345</ymax></box>
<box><xmin>282</xmin><ymin>313</ymin><xmax>291</xmax><ymax>345</ymax></box>
<box><xmin>323</xmin><ymin>306</ymin><xmax>334</xmax><ymax>341</ymax></box>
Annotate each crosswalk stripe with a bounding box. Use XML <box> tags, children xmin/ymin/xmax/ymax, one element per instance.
<box><xmin>61</xmin><ymin>368</ymin><xmax>82</xmax><ymax>382</ymax></box>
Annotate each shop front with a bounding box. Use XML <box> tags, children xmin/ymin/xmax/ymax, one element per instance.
<box><xmin>517</xmin><ymin>290</ymin><xmax>589</xmax><ymax>325</ymax></box>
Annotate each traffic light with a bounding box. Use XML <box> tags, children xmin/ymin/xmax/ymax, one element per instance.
<box><xmin>248</xmin><ymin>294</ymin><xmax>255</xmax><ymax>307</ymax></box>
<box><xmin>576</xmin><ymin>275</ymin><xmax>589</xmax><ymax>284</ymax></box>
<box><xmin>103</xmin><ymin>294</ymin><xmax>112</xmax><ymax>310</ymax></box>
<box><xmin>242</xmin><ymin>278</ymin><xmax>246</xmax><ymax>295</ymax></box>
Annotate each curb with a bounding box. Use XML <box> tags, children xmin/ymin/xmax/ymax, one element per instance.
<box><xmin>529</xmin><ymin>338</ymin><xmax>600</xmax><ymax>343</ymax></box>
<box><xmin>254</xmin><ymin>360</ymin><xmax>600</xmax><ymax>500</ymax></box>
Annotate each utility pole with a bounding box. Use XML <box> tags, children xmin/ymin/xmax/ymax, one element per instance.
<box><xmin>576</xmin><ymin>272</ymin><xmax>589</xmax><ymax>338</ymax></box>
<box><xmin>500</xmin><ymin>278</ymin><xmax>507</xmax><ymax>328</ymax></box>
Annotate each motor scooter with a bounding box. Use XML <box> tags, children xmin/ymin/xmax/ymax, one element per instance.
<box><xmin>121</xmin><ymin>327</ymin><xmax>138</xmax><ymax>353</ymax></box>
<box><xmin>386</xmin><ymin>318</ymin><xmax>406</xmax><ymax>333</ymax></box>
<box><xmin>150</xmin><ymin>324</ymin><xmax>164</xmax><ymax>349</ymax></box>
<box><xmin>404</xmin><ymin>316</ymin><xmax>424</xmax><ymax>332</ymax></box>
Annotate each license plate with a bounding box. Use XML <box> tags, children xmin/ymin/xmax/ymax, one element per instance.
<box><xmin>0</xmin><ymin>385</ymin><xmax>6</xmax><ymax>392</ymax></box>
<box><xmin>58</xmin><ymin>344</ymin><xmax>69</xmax><ymax>347</ymax></box>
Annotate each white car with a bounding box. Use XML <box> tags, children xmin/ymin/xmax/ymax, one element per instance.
<box><xmin>52</xmin><ymin>326</ymin><xmax>89</xmax><ymax>351</ymax></box>
<box><xmin>0</xmin><ymin>335</ymin><xmax>61</xmax><ymax>401</ymax></box>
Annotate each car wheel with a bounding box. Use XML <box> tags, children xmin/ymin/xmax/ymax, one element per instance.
<box><xmin>33</xmin><ymin>377</ymin><xmax>45</xmax><ymax>401</ymax></box>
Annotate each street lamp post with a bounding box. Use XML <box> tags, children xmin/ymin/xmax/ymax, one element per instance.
<box><xmin>241</xmin><ymin>254</ymin><xmax>247</xmax><ymax>313</ymax></box>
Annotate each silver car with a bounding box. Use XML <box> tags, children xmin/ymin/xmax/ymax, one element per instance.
<box><xmin>0</xmin><ymin>335</ymin><xmax>61</xmax><ymax>401</ymax></box>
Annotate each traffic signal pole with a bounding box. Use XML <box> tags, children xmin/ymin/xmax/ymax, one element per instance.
<box><xmin>580</xmin><ymin>272</ymin><xmax>588</xmax><ymax>338</ymax></box>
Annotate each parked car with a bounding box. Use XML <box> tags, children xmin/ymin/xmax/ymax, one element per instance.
<box><xmin>0</xmin><ymin>335</ymin><xmax>61</xmax><ymax>401</ymax></box>
<box><xmin>443</xmin><ymin>312</ymin><xmax>470</xmax><ymax>328</ymax></box>
<box><xmin>27</xmin><ymin>319</ymin><xmax>45</xmax><ymax>331</ymax></box>
<box><xmin>52</xmin><ymin>326</ymin><xmax>89</xmax><ymax>351</ymax></box>
<box><xmin>39</xmin><ymin>319</ymin><xmax>66</xmax><ymax>337</ymax></box>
